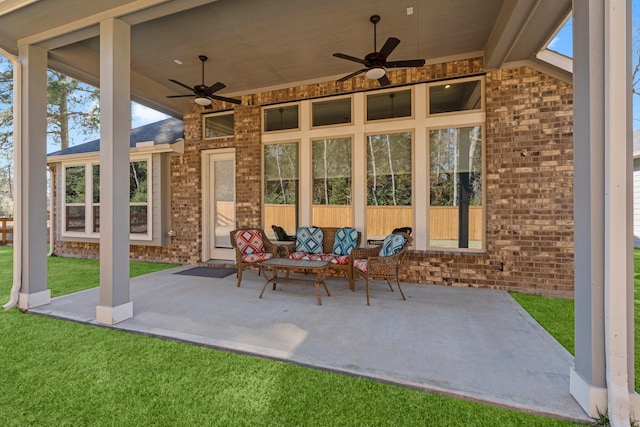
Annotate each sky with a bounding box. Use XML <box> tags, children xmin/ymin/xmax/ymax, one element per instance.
<box><xmin>547</xmin><ymin>2</ymin><xmax>640</xmax><ymax>129</ymax></box>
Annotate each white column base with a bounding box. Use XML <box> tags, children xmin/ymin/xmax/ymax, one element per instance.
<box><xmin>96</xmin><ymin>301</ymin><xmax>133</xmax><ymax>325</ymax></box>
<box><xmin>17</xmin><ymin>289</ymin><xmax>51</xmax><ymax>310</ymax></box>
<box><xmin>571</xmin><ymin>367</ymin><xmax>640</xmax><ymax>420</ymax></box>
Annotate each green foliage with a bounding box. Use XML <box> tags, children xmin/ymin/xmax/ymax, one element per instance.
<box><xmin>264</xmin><ymin>143</ymin><xmax>298</xmax><ymax>204</ymax></box>
<box><xmin>312</xmin><ymin>138</ymin><xmax>352</xmax><ymax>205</ymax></box>
<box><xmin>367</xmin><ymin>132</ymin><xmax>412</xmax><ymax>206</ymax></box>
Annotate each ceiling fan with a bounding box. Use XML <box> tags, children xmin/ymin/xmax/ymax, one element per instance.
<box><xmin>167</xmin><ymin>55</ymin><xmax>241</xmax><ymax>107</ymax></box>
<box><xmin>333</xmin><ymin>14</ymin><xmax>426</xmax><ymax>86</ymax></box>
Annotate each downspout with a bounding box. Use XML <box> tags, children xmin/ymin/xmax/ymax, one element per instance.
<box><xmin>2</xmin><ymin>49</ymin><xmax>21</xmax><ymax>311</ymax></box>
<box><xmin>47</xmin><ymin>166</ymin><xmax>53</xmax><ymax>257</ymax></box>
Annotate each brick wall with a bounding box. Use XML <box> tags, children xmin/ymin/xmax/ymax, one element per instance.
<box><xmin>52</xmin><ymin>59</ymin><xmax>575</xmax><ymax>297</ymax></box>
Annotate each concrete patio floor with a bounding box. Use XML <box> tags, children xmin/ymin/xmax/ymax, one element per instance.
<box><xmin>31</xmin><ymin>266</ymin><xmax>590</xmax><ymax>423</ymax></box>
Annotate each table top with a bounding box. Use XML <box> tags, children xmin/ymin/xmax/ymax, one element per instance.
<box><xmin>259</xmin><ymin>258</ymin><xmax>329</xmax><ymax>269</ymax></box>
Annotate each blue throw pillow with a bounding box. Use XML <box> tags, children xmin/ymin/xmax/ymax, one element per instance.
<box><xmin>379</xmin><ymin>234</ymin><xmax>406</xmax><ymax>257</ymax></box>
<box><xmin>332</xmin><ymin>227</ymin><xmax>358</xmax><ymax>255</ymax></box>
<box><xmin>296</xmin><ymin>227</ymin><xmax>324</xmax><ymax>254</ymax></box>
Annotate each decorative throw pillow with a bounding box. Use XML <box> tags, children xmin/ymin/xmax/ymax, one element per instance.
<box><xmin>379</xmin><ymin>234</ymin><xmax>406</xmax><ymax>257</ymax></box>
<box><xmin>234</xmin><ymin>229</ymin><xmax>265</xmax><ymax>255</ymax></box>
<box><xmin>332</xmin><ymin>227</ymin><xmax>358</xmax><ymax>255</ymax></box>
<box><xmin>296</xmin><ymin>227</ymin><xmax>324</xmax><ymax>254</ymax></box>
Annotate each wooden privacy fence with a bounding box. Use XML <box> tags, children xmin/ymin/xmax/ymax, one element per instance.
<box><xmin>0</xmin><ymin>217</ymin><xmax>52</xmax><ymax>245</ymax></box>
<box><xmin>264</xmin><ymin>205</ymin><xmax>482</xmax><ymax>240</ymax></box>
<box><xmin>0</xmin><ymin>217</ymin><xmax>13</xmax><ymax>245</ymax></box>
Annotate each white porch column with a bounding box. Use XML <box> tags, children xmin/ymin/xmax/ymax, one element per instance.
<box><xmin>571</xmin><ymin>0</ymin><xmax>639</xmax><ymax>422</ymax></box>
<box><xmin>96</xmin><ymin>18</ymin><xmax>133</xmax><ymax>325</ymax></box>
<box><xmin>16</xmin><ymin>44</ymin><xmax>50</xmax><ymax>310</ymax></box>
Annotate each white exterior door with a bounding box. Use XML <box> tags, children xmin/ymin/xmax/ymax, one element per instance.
<box><xmin>202</xmin><ymin>148</ymin><xmax>235</xmax><ymax>261</ymax></box>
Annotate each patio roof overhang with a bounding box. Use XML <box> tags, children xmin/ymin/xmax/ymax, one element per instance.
<box><xmin>0</xmin><ymin>0</ymin><xmax>572</xmax><ymax>118</ymax></box>
<box><xmin>3</xmin><ymin>0</ymin><xmax>638</xmax><ymax>423</ymax></box>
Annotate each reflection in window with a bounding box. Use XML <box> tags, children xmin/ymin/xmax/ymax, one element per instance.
<box><xmin>63</xmin><ymin>160</ymin><xmax>150</xmax><ymax>236</ymax></box>
<box><xmin>429</xmin><ymin>126</ymin><xmax>483</xmax><ymax>249</ymax></box>
<box><xmin>264</xmin><ymin>105</ymin><xmax>299</xmax><ymax>131</ymax></box>
<box><xmin>65</xmin><ymin>166</ymin><xmax>86</xmax><ymax>232</ymax></box>
<box><xmin>204</xmin><ymin>112</ymin><xmax>234</xmax><ymax>138</ymax></box>
<box><xmin>264</xmin><ymin>143</ymin><xmax>298</xmax><ymax>238</ymax></box>
<box><xmin>429</xmin><ymin>80</ymin><xmax>482</xmax><ymax>114</ymax></box>
<box><xmin>312</xmin><ymin>98</ymin><xmax>351</xmax><ymax>127</ymax></box>
<box><xmin>312</xmin><ymin>138</ymin><xmax>352</xmax><ymax>227</ymax></box>
<box><xmin>366</xmin><ymin>132</ymin><xmax>412</xmax><ymax>241</ymax></box>
<box><xmin>367</xmin><ymin>89</ymin><xmax>411</xmax><ymax>120</ymax></box>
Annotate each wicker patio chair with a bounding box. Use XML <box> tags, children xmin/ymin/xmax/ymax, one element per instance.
<box><xmin>352</xmin><ymin>232</ymin><xmax>413</xmax><ymax>305</ymax></box>
<box><xmin>230</xmin><ymin>228</ymin><xmax>279</xmax><ymax>287</ymax></box>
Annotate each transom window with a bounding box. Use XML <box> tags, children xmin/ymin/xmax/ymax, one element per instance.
<box><xmin>261</xmin><ymin>79</ymin><xmax>485</xmax><ymax>252</ymax></box>
<box><xmin>203</xmin><ymin>111</ymin><xmax>234</xmax><ymax>138</ymax></box>
<box><xmin>264</xmin><ymin>104</ymin><xmax>299</xmax><ymax>132</ymax></box>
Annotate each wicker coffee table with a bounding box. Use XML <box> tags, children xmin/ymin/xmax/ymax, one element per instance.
<box><xmin>258</xmin><ymin>258</ymin><xmax>331</xmax><ymax>305</ymax></box>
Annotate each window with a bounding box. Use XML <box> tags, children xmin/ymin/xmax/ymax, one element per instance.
<box><xmin>260</xmin><ymin>79</ymin><xmax>485</xmax><ymax>252</ymax></box>
<box><xmin>429</xmin><ymin>79</ymin><xmax>482</xmax><ymax>114</ymax></box>
<box><xmin>264</xmin><ymin>104</ymin><xmax>299</xmax><ymax>131</ymax></box>
<box><xmin>62</xmin><ymin>158</ymin><xmax>151</xmax><ymax>238</ymax></box>
<box><xmin>366</xmin><ymin>89</ymin><xmax>411</xmax><ymax>121</ymax></box>
<box><xmin>64</xmin><ymin>165</ymin><xmax>86</xmax><ymax>232</ymax></box>
<box><xmin>366</xmin><ymin>132</ymin><xmax>412</xmax><ymax>242</ymax></box>
<box><xmin>203</xmin><ymin>112</ymin><xmax>234</xmax><ymax>138</ymax></box>
<box><xmin>312</xmin><ymin>137</ymin><xmax>352</xmax><ymax>227</ymax></box>
<box><xmin>429</xmin><ymin>126</ymin><xmax>483</xmax><ymax>249</ymax></box>
<box><xmin>312</xmin><ymin>97</ymin><xmax>351</xmax><ymax>127</ymax></box>
<box><xmin>263</xmin><ymin>142</ymin><xmax>298</xmax><ymax>236</ymax></box>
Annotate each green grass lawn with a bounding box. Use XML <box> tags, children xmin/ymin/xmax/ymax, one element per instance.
<box><xmin>0</xmin><ymin>246</ymin><xmax>583</xmax><ymax>426</ymax></box>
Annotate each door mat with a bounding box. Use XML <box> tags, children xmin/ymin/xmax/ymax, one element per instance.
<box><xmin>174</xmin><ymin>267</ymin><xmax>237</xmax><ymax>278</ymax></box>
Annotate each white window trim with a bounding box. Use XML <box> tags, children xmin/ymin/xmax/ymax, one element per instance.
<box><xmin>261</xmin><ymin>81</ymin><xmax>487</xmax><ymax>252</ymax></box>
<box><xmin>61</xmin><ymin>154</ymin><xmax>153</xmax><ymax>240</ymax></box>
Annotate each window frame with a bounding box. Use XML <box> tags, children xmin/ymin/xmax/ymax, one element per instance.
<box><xmin>310</xmin><ymin>94</ymin><xmax>353</xmax><ymax>129</ymax></box>
<box><xmin>426</xmin><ymin>76</ymin><xmax>485</xmax><ymax>118</ymax></box>
<box><xmin>60</xmin><ymin>154</ymin><xmax>153</xmax><ymax>240</ymax></box>
<box><xmin>262</xmin><ymin>102</ymin><xmax>301</xmax><ymax>133</ymax></box>
<box><xmin>202</xmin><ymin>110</ymin><xmax>235</xmax><ymax>140</ymax></box>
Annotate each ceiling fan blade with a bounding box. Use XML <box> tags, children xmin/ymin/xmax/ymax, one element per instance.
<box><xmin>377</xmin><ymin>74</ymin><xmax>391</xmax><ymax>86</ymax></box>
<box><xmin>209</xmin><ymin>94</ymin><xmax>242</xmax><ymax>105</ymax></box>
<box><xmin>333</xmin><ymin>53</ymin><xmax>366</xmax><ymax>65</ymax></box>
<box><xmin>336</xmin><ymin>69</ymin><xmax>366</xmax><ymax>82</ymax></box>
<box><xmin>206</xmin><ymin>81</ymin><xmax>226</xmax><ymax>95</ymax></box>
<box><xmin>385</xmin><ymin>59</ymin><xmax>426</xmax><ymax>68</ymax></box>
<box><xmin>378</xmin><ymin>37</ymin><xmax>400</xmax><ymax>59</ymax></box>
<box><xmin>169</xmin><ymin>79</ymin><xmax>194</xmax><ymax>92</ymax></box>
<box><xmin>166</xmin><ymin>94</ymin><xmax>196</xmax><ymax>98</ymax></box>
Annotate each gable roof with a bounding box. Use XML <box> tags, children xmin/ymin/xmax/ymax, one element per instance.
<box><xmin>47</xmin><ymin>117</ymin><xmax>183</xmax><ymax>157</ymax></box>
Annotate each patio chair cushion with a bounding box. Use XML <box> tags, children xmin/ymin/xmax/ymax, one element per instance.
<box><xmin>296</xmin><ymin>227</ymin><xmax>324</xmax><ymax>254</ymax></box>
<box><xmin>353</xmin><ymin>258</ymin><xmax>369</xmax><ymax>273</ymax></box>
<box><xmin>379</xmin><ymin>234</ymin><xmax>406</xmax><ymax>257</ymax></box>
<box><xmin>332</xmin><ymin>227</ymin><xmax>359</xmax><ymax>255</ymax></box>
<box><xmin>241</xmin><ymin>252</ymin><xmax>274</xmax><ymax>263</ymax></box>
<box><xmin>234</xmin><ymin>229</ymin><xmax>265</xmax><ymax>255</ymax></box>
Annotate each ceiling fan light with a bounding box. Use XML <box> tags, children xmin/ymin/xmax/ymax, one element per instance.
<box><xmin>365</xmin><ymin>67</ymin><xmax>386</xmax><ymax>80</ymax></box>
<box><xmin>195</xmin><ymin>96</ymin><xmax>211</xmax><ymax>106</ymax></box>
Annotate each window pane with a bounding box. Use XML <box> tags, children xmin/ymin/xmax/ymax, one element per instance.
<box><xmin>264</xmin><ymin>142</ymin><xmax>298</xmax><ymax>238</ymax></box>
<box><xmin>366</xmin><ymin>89</ymin><xmax>411</xmax><ymax>120</ymax></box>
<box><xmin>92</xmin><ymin>164</ymin><xmax>100</xmax><ymax>203</ymax></box>
<box><xmin>429</xmin><ymin>80</ymin><xmax>482</xmax><ymax>114</ymax></box>
<box><xmin>264</xmin><ymin>105</ymin><xmax>299</xmax><ymax>131</ymax></box>
<box><xmin>312</xmin><ymin>98</ymin><xmax>351</xmax><ymax>127</ymax></box>
<box><xmin>65</xmin><ymin>166</ymin><xmax>85</xmax><ymax>203</ymax></box>
<box><xmin>130</xmin><ymin>206</ymin><xmax>148</xmax><ymax>234</ymax></box>
<box><xmin>429</xmin><ymin>127</ymin><xmax>483</xmax><ymax>249</ymax></box>
<box><xmin>204</xmin><ymin>113</ymin><xmax>234</xmax><ymax>138</ymax></box>
<box><xmin>312</xmin><ymin>138</ymin><xmax>352</xmax><ymax>227</ymax></box>
<box><xmin>65</xmin><ymin>206</ymin><xmax>85</xmax><ymax>232</ymax></box>
<box><xmin>130</xmin><ymin>161</ymin><xmax>148</xmax><ymax>202</ymax></box>
<box><xmin>93</xmin><ymin>205</ymin><xmax>100</xmax><ymax>233</ymax></box>
<box><xmin>366</xmin><ymin>132</ymin><xmax>412</xmax><ymax>242</ymax></box>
